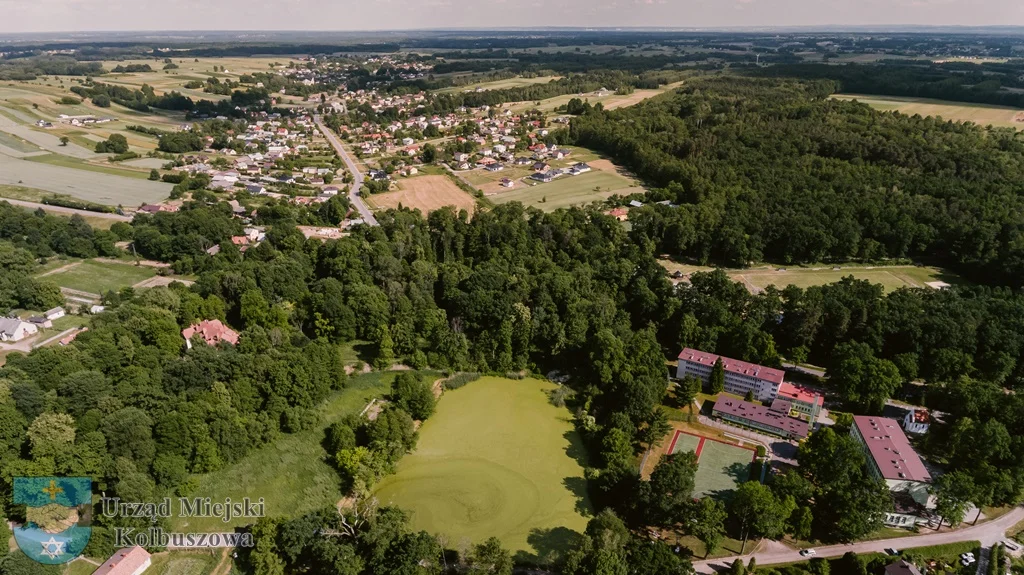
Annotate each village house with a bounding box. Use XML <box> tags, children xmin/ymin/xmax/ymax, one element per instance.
<box><xmin>0</xmin><ymin>317</ymin><xmax>38</xmax><ymax>342</ymax></box>
<box><xmin>94</xmin><ymin>546</ymin><xmax>151</xmax><ymax>575</ymax></box>
<box><xmin>182</xmin><ymin>319</ymin><xmax>240</xmax><ymax>349</ymax></box>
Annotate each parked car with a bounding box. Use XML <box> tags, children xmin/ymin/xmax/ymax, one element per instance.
<box><xmin>800</xmin><ymin>549</ymin><xmax>817</xmax><ymax>557</ymax></box>
<box><xmin>884</xmin><ymin>548</ymin><xmax>900</xmax><ymax>556</ymax></box>
<box><xmin>1003</xmin><ymin>540</ymin><xmax>1021</xmax><ymax>552</ymax></box>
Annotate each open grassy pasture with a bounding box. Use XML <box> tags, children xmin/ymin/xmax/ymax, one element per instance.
<box><xmin>659</xmin><ymin>259</ymin><xmax>959</xmax><ymax>294</ymax></box>
<box><xmin>373</xmin><ymin>377</ymin><xmax>592</xmax><ymax>558</ymax></box>
<box><xmin>38</xmin><ymin>260</ymin><xmax>156</xmax><ymax>295</ymax></box>
<box><xmin>491</xmin><ymin>170</ymin><xmax>642</xmax><ymax>212</ymax></box>
<box><xmin>170</xmin><ymin>371</ymin><xmax>405</xmax><ymax>532</ymax></box>
<box><xmin>370</xmin><ymin>174</ymin><xmax>478</xmax><ymax>214</ymax></box>
<box><xmin>833</xmin><ymin>93</ymin><xmax>1024</xmax><ymax>130</ymax></box>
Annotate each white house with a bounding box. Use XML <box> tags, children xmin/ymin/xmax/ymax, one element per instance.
<box><xmin>45</xmin><ymin>307</ymin><xmax>65</xmax><ymax>321</ymax></box>
<box><xmin>0</xmin><ymin>318</ymin><xmax>38</xmax><ymax>342</ymax></box>
<box><xmin>903</xmin><ymin>408</ymin><xmax>931</xmax><ymax>435</ymax></box>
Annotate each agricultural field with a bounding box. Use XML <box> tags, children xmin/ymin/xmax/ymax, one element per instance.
<box><xmin>373</xmin><ymin>377</ymin><xmax>592</xmax><ymax>558</ymax></box>
<box><xmin>508</xmin><ymin>81</ymin><xmax>684</xmax><ymax>113</ymax></box>
<box><xmin>37</xmin><ymin>260</ymin><xmax>157</xmax><ymax>295</ymax></box>
<box><xmin>490</xmin><ymin>169</ymin><xmax>643</xmax><ymax>212</ymax></box>
<box><xmin>659</xmin><ymin>260</ymin><xmax>959</xmax><ymax>294</ymax></box>
<box><xmin>833</xmin><ymin>93</ymin><xmax>1024</xmax><ymax>130</ymax></box>
<box><xmin>0</xmin><ymin>152</ymin><xmax>170</xmax><ymax>205</ymax></box>
<box><xmin>369</xmin><ymin>174</ymin><xmax>478</xmax><ymax>214</ymax></box>
<box><xmin>170</xmin><ymin>371</ymin><xmax>406</xmax><ymax>532</ymax></box>
<box><xmin>666</xmin><ymin>430</ymin><xmax>755</xmax><ymax>499</ymax></box>
<box><xmin>437</xmin><ymin>75</ymin><xmax>563</xmax><ymax>93</ymax></box>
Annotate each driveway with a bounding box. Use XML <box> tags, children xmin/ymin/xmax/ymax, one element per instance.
<box><xmin>694</xmin><ymin>506</ymin><xmax>1024</xmax><ymax>573</ymax></box>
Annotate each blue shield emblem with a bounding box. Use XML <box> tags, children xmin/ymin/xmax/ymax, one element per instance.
<box><xmin>13</xmin><ymin>477</ymin><xmax>92</xmax><ymax>564</ymax></box>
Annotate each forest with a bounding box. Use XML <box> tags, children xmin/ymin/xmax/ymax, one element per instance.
<box><xmin>569</xmin><ymin>76</ymin><xmax>1024</xmax><ymax>287</ymax></box>
<box><xmin>3</xmin><ymin>186</ymin><xmax>1023</xmax><ymax>572</ymax></box>
<box><xmin>756</xmin><ymin>62</ymin><xmax>1024</xmax><ymax>108</ymax></box>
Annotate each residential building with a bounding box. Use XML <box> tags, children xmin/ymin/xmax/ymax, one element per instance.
<box><xmin>182</xmin><ymin>319</ymin><xmax>240</xmax><ymax>349</ymax></box>
<box><xmin>0</xmin><ymin>318</ymin><xmax>38</xmax><ymax>342</ymax></box>
<box><xmin>28</xmin><ymin>316</ymin><xmax>52</xmax><ymax>329</ymax></box>
<box><xmin>850</xmin><ymin>416</ymin><xmax>933</xmax><ymax>525</ymax></box>
<box><xmin>903</xmin><ymin>408</ymin><xmax>930</xmax><ymax>435</ymax></box>
<box><xmin>771</xmin><ymin>382</ymin><xmax>824</xmax><ymax>423</ymax></box>
<box><xmin>885</xmin><ymin>561</ymin><xmax>922</xmax><ymax>575</ymax></box>
<box><xmin>45</xmin><ymin>307</ymin><xmax>65</xmax><ymax>321</ymax></box>
<box><xmin>712</xmin><ymin>396</ymin><xmax>810</xmax><ymax>439</ymax></box>
<box><xmin>94</xmin><ymin>547</ymin><xmax>151</xmax><ymax>575</ymax></box>
<box><xmin>676</xmin><ymin>348</ymin><xmax>785</xmax><ymax>402</ymax></box>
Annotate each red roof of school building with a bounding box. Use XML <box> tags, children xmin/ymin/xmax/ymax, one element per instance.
<box><xmin>182</xmin><ymin>319</ymin><xmax>239</xmax><ymax>347</ymax></box>
<box><xmin>713</xmin><ymin>396</ymin><xmax>809</xmax><ymax>438</ymax></box>
<box><xmin>777</xmin><ymin>382</ymin><xmax>824</xmax><ymax>406</ymax></box>
<box><xmin>678</xmin><ymin>348</ymin><xmax>785</xmax><ymax>384</ymax></box>
<box><xmin>853</xmin><ymin>415</ymin><xmax>931</xmax><ymax>483</ymax></box>
<box><xmin>93</xmin><ymin>547</ymin><xmax>151</xmax><ymax>575</ymax></box>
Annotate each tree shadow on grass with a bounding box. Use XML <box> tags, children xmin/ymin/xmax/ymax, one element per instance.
<box><xmin>513</xmin><ymin>526</ymin><xmax>585</xmax><ymax>566</ymax></box>
<box><xmin>562</xmin><ymin>476</ymin><xmax>593</xmax><ymax>517</ymax></box>
<box><xmin>563</xmin><ymin>430</ymin><xmax>589</xmax><ymax>468</ymax></box>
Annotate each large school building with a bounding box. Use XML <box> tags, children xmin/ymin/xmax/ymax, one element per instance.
<box><xmin>676</xmin><ymin>348</ymin><xmax>785</xmax><ymax>402</ymax></box>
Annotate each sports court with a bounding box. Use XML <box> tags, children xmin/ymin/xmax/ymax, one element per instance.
<box><xmin>667</xmin><ymin>430</ymin><xmax>755</xmax><ymax>498</ymax></box>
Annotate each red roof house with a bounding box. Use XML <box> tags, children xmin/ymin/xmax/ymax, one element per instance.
<box><xmin>182</xmin><ymin>319</ymin><xmax>240</xmax><ymax>350</ymax></box>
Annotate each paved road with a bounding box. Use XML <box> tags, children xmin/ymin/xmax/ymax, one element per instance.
<box><xmin>782</xmin><ymin>362</ymin><xmax>827</xmax><ymax>378</ymax></box>
<box><xmin>694</xmin><ymin>506</ymin><xmax>1024</xmax><ymax>573</ymax></box>
<box><xmin>1</xmin><ymin>198</ymin><xmax>131</xmax><ymax>221</ymax></box>
<box><xmin>313</xmin><ymin>115</ymin><xmax>378</xmax><ymax>226</ymax></box>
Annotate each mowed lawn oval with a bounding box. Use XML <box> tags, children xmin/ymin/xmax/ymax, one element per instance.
<box><xmin>373</xmin><ymin>377</ymin><xmax>592</xmax><ymax>557</ymax></box>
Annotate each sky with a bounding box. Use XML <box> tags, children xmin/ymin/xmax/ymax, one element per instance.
<box><xmin>1</xmin><ymin>0</ymin><xmax>1023</xmax><ymax>34</ymax></box>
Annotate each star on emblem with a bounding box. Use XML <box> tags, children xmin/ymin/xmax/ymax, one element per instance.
<box><xmin>40</xmin><ymin>537</ymin><xmax>65</xmax><ymax>559</ymax></box>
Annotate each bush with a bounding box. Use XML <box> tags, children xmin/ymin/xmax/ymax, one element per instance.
<box><xmin>443</xmin><ymin>372</ymin><xmax>480</xmax><ymax>390</ymax></box>
<box><xmin>58</xmin><ymin>96</ymin><xmax>81</xmax><ymax>105</ymax></box>
<box><xmin>92</xmin><ymin>94</ymin><xmax>111</xmax><ymax>107</ymax></box>
<box><xmin>390</xmin><ymin>372</ymin><xmax>436</xmax><ymax>421</ymax></box>
<box><xmin>94</xmin><ymin>134</ymin><xmax>128</xmax><ymax>154</ymax></box>
<box><xmin>756</xmin><ymin>445</ymin><xmax>767</xmax><ymax>457</ymax></box>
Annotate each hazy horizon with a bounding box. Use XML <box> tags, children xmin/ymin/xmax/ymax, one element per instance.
<box><xmin>1</xmin><ymin>0</ymin><xmax>1022</xmax><ymax>35</ymax></box>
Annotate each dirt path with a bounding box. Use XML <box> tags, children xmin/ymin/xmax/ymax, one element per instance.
<box><xmin>37</xmin><ymin>261</ymin><xmax>81</xmax><ymax>277</ymax></box>
<box><xmin>60</xmin><ymin>287</ymin><xmax>101</xmax><ymax>300</ymax></box>
<box><xmin>210</xmin><ymin>548</ymin><xmax>233</xmax><ymax>575</ymax></box>
<box><xmin>94</xmin><ymin>257</ymin><xmax>171</xmax><ymax>269</ymax></box>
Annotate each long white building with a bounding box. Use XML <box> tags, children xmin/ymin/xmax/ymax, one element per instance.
<box><xmin>676</xmin><ymin>348</ymin><xmax>785</xmax><ymax>402</ymax></box>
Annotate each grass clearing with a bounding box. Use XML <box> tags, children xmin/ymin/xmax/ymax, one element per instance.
<box><xmin>833</xmin><ymin>93</ymin><xmax>1024</xmax><ymax>129</ymax></box>
<box><xmin>146</xmin><ymin>550</ymin><xmax>222</xmax><ymax>575</ymax></box>
<box><xmin>658</xmin><ymin>259</ymin><xmax>961</xmax><ymax>294</ymax></box>
<box><xmin>170</xmin><ymin>371</ymin><xmax>407</xmax><ymax>532</ymax></box>
<box><xmin>438</xmin><ymin>75</ymin><xmax>563</xmax><ymax>93</ymax></box>
<box><xmin>491</xmin><ymin>170</ymin><xmax>641</xmax><ymax>212</ymax></box>
<box><xmin>39</xmin><ymin>260</ymin><xmax>156</xmax><ymax>294</ymax></box>
<box><xmin>373</xmin><ymin>377</ymin><xmax>592</xmax><ymax>560</ymax></box>
<box><xmin>507</xmin><ymin>81</ymin><xmax>684</xmax><ymax>113</ymax></box>
<box><xmin>370</xmin><ymin>174</ymin><xmax>478</xmax><ymax>215</ymax></box>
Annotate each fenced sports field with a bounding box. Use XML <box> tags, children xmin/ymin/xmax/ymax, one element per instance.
<box><xmin>668</xmin><ymin>430</ymin><xmax>756</xmax><ymax>499</ymax></box>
